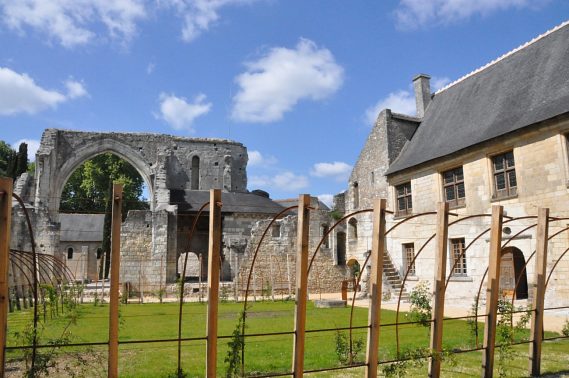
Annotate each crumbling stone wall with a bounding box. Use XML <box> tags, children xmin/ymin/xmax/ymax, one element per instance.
<box><xmin>34</xmin><ymin>129</ymin><xmax>248</xmax><ymax>218</ymax></box>
<box><xmin>10</xmin><ymin>128</ymin><xmax>251</xmax><ymax>286</ymax></box>
<box><xmin>237</xmin><ymin>201</ymin><xmax>348</xmax><ymax>295</ymax></box>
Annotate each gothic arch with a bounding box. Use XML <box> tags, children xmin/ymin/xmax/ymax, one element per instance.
<box><xmin>41</xmin><ymin>138</ymin><xmax>154</xmax><ymax>217</ymax></box>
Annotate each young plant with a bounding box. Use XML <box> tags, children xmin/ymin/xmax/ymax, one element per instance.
<box><xmin>334</xmin><ymin>330</ymin><xmax>364</xmax><ymax>365</ymax></box>
<box><xmin>406</xmin><ymin>281</ymin><xmax>432</xmax><ymax>327</ymax></box>
<box><xmin>225</xmin><ymin>310</ymin><xmax>247</xmax><ymax>377</ymax></box>
<box><xmin>495</xmin><ymin>298</ymin><xmax>530</xmax><ymax>377</ymax></box>
<box><xmin>562</xmin><ymin>319</ymin><xmax>569</xmax><ymax>337</ymax></box>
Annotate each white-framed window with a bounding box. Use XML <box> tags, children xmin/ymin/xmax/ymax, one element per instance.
<box><xmin>442</xmin><ymin>166</ymin><xmax>465</xmax><ymax>208</ymax></box>
<box><xmin>450</xmin><ymin>238</ymin><xmax>467</xmax><ymax>276</ymax></box>
<box><xmin>403</xmin><ymin>243</ymin><xmax>415</xmax><ymax>275</ymax></box>
<box><xmin>491</xmin><ymin>151</ymin><xmax>517</xmax><ymax>198</ymax></box>
<box><xmin>395</xmin><ymin>182</ymin><xmax>412</xmax><ymax>217</ymax></box>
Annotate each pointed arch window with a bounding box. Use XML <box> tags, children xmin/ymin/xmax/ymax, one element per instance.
<box><xmin>191</xmin><ymin>156</ymin><xmax>200</xmax><ymax>190</ymax></box>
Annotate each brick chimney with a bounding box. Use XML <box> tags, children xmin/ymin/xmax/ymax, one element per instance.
<box><xmin>413</xmin><ymin>74</ymin><xmax>431</xmax><ymax>118</ymax></box>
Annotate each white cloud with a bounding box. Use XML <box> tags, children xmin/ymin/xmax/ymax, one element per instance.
<box><xmin>146</xmin><ymin>62</ymin><xmax>155</xmax><ymax>74</ymax></box>
<box><xmin>311</xmin><ymin>161</ymin><xmax>352</xmax><ymax>182</ymax></box>
<box><xmin>12</xmin><ymin>139</ymin><xmax>40</xmax><ymax>161</ymax></box>
<box><xmin>0</xmin><ymin>0</ymin><xmax>146</xmax><ymax>48</ymax></box>
<box><xmin>0</xmin><ymin>67</ymin><xmax>86</xmax><ymax>115</ymax></box>
<box><xmin>231</xmin><ymin>38</ymin><xmax>344</xmax><ymax>123</ymax></box>
<box><xmin>317</xmin><ymin>193</ymin><xmax>333</xmax><ymax>208</ymax></box>
<box><xmin>365</xmin><ymin>90</ymin><xmax>416</xmax><ymax>124</ymax></box>
<box><xmin>65</xmin><ymin>79</ymin><xmax>88</xmax><ymax>99</ymax></box>
<box><xmin>161</xmin><ymin>0</ymin><xmax>261</xmax><ymax>42</ymax></box>
<box><xmin>365</xmin><ymin>76</ymin><xmax>450</xmax><ymax>124</ymax></box>
<box><xmin>157</xmin><ymin>92</ymin><xmax>212</xmax><ymax>132</ymax></box>
<box><xmin>249</xmin><ymin>171</ymin><xmax>309</xmax><ymax>192</ymax></box>
<box><xmin>432</xmin><ymin>76</ymin><xmax>451</xmax><ymax>91</ymax></box>
<box><xmin>394</xmin><ymin>0</ymin><xmax>543</xmax><ymax>29</ymax></box>
<box><xmin>248</xmin><ymin>150</ymin><xmax>277</xmax><ymax>167</ymax></box>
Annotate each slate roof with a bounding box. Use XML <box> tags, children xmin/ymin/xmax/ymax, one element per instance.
<box><xmin>274</xmin><ymin>198</ymin><xmax>331</xmax><ymax>211</ymax></box>
<box><xmin>60</xmin><ymin>214</ymin><xmax>105</xmax><ymax>242</ymax></box>
<box><xmin>170</xmin><ymin>190</ymin><xmax>286</xmax><ymax>214</ymax></box>
<box><xmin>386</xmin><ymin>21</ymin><xmax>569</xmax><ymax>175</ymax></box>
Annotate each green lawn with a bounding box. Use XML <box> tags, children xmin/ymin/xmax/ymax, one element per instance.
<box><xmin>4</xmin><ymin>301</ymin><xmax>568</xmax><ymax>377</ymax></box>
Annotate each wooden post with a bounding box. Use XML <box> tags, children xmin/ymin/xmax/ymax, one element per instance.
<box><xmin>108</xmin><ymin>184</ymin><xmax>123</xmax><ymax>378</ymax></box>
<box><xmin>0</xmin><ymin>178</ymin><xmax>13</xmax><ymax>377</ymax></box>
<box><xmin>206</xmin><ymin>189</ymin><xmax>222</xmax><ymax>378</ymax></box>
<box><xmin>365</xmin><ymin>198</ymin><xmax>386</xmax><ymax>378</ymax></box>
<box><xmin>292</xmin><ymin>194</ymin><xmax>311</xmax><ymax>377</ymax></box>
<box><xmin>429</xmin><ymin>202</ymin><xmax>449</xmax><ymax>377</ymax></box>
<box><xmin>529</xmin><ymin>207</ymin><xmax>549</xmax><ymax>376</ymax></box>
<box><xmin>481</xmin><ymin>205</ymin><xmax>503</xmax><ymax>377</ymax></box>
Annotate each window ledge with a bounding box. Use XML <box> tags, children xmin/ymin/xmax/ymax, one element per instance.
<box><xmin>448</xmin><ymin>203</ymin><xmax>466</xmax><ymax>210</ymax></box>
<box><xmin>393</xmin><ymin>213</ymin><xmax>412</xmax><ymax>220</ymax></box>
<box><xmin>448</xmin><ymin>275</ymin><xmax>473</xmax><ymax>282</ymax></box>
<box><xmin>490</xmin><ymin>193</ymin><xmax>518</xmax><ymax>202</ymax></box>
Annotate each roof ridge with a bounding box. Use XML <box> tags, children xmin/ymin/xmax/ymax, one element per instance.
<box><xmin>434</xmin><ymin>19</ymin><xmax>569</xmax><ymax>95</ymax></box>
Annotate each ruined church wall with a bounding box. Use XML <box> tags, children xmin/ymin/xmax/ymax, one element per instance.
<box><xmin>120</xmin><ymin>210</ymin><xmax>173</xmax><ymax>294</ymax></box>
<box><xmin>237</xmin><ymin>209</ymin><xmax>348</xmax><ymax>296</ymax></box>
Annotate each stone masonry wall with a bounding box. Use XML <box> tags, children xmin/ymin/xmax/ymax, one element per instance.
<box><xmin>237</xmin><ymin>203</ymin><xmax>349</xmax><ymax>296</ymax></box>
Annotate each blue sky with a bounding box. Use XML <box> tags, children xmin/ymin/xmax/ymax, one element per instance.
<box><xmin>1</xmin><ymin>0</ymin><xmax>568</xmax><ymax>205</ymax></box>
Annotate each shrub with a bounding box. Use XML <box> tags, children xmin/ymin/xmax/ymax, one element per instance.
<box><xmin>406</xmin><ymin>281</ymin><xmax>432</xmax><ymax>327</ymax></box>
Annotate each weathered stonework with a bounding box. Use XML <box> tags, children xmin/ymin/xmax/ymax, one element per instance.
<box><xmin>237</xmin><ymin>198</ymin><xmax>349</xmax><ymax>295</ymax></box>
<box><xmin>11</xmin><ymin>128</ymin><xmax>250</xmax><ymax>289</ymax></box>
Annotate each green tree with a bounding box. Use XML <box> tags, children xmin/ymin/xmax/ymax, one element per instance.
<box><xmin>60</xmin><ymin>153</ymin><xmax>149</xmax><ymax>278</ymax></box>
<box><xmin>0</xmin><ymin>140</ymin><xmax>30</xmax><ymax>179</ymax></box>
<box><xmin>60</xmin><ymin>153</ymin><xmax>148</xmax><ymax>213</ymax></box>
<box><xmin>0</xmin><ymin>140</ymin><xmax>14</xmax><ymax>177</ymax></box>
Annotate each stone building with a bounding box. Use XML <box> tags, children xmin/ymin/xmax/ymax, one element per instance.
<box><xmin>346</xmin><ymin>21</ymin><xmax>569</xmax><ymax>307</ymax></box>
<box><xmin>59</xmin><ymin>214</ymin><xmax>105</xmax><ymax>282</ymax></box>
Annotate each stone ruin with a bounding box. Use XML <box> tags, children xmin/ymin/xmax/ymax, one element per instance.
<box><xmin>9</xmin><ymin>129</ymin><xmax>350</xmax><ymax>296</ymax></box>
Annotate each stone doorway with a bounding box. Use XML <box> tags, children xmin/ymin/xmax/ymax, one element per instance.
<box><xmin>500</xmin><ymin>247</ymin><xmax>528</xmax><ymax>299</ymax></box>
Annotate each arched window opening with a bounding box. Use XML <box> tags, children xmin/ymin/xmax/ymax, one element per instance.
<box><xmin>191</xmin><ymin>156</ymin><xmax>200</xmax><ymax>190</ymax></box>
<box><xmin>59</xmin><ymin>152</ymin><xmax>150</xmax><ymax>279</ymax></box>
<box><xmin>352</xmin><ymin>182</ymin><xmax>359</xmax><ymax>209</ymax></box>
<box><xmin>336</xmin><ymin>232</ymin><xmax>346</xmax><ymax>266</ymax></box>
<box><xmin>348</xmin><ymin>218</ymin><xmax>358</xmax><ymax>240</ymax></box>
<box><xmin>321</xmin><ymin>224</ymin><xmax>330</xmax><ymax>248</ymax></box>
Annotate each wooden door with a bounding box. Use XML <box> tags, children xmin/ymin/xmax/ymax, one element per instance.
<box><xmin>500</xmin><ymin>249</ymin><xmax>515</xmax><ymax>298</ymax></box>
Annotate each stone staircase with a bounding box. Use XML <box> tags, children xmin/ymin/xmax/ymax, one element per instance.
<box><xmin>383</xmin><ymin>252</ymin><xmax>409</xmax><ymax>302</ymax></box>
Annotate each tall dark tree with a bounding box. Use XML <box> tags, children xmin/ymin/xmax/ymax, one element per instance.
<box><xmin>15</xmin><ymin>142</ymin><xmax>28</xmax><ymax>178</ymax></box>
<box><xmin>60</xmin><ymin>153</ymin><xmax>149</xmax><ymax>278</ymax></box>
